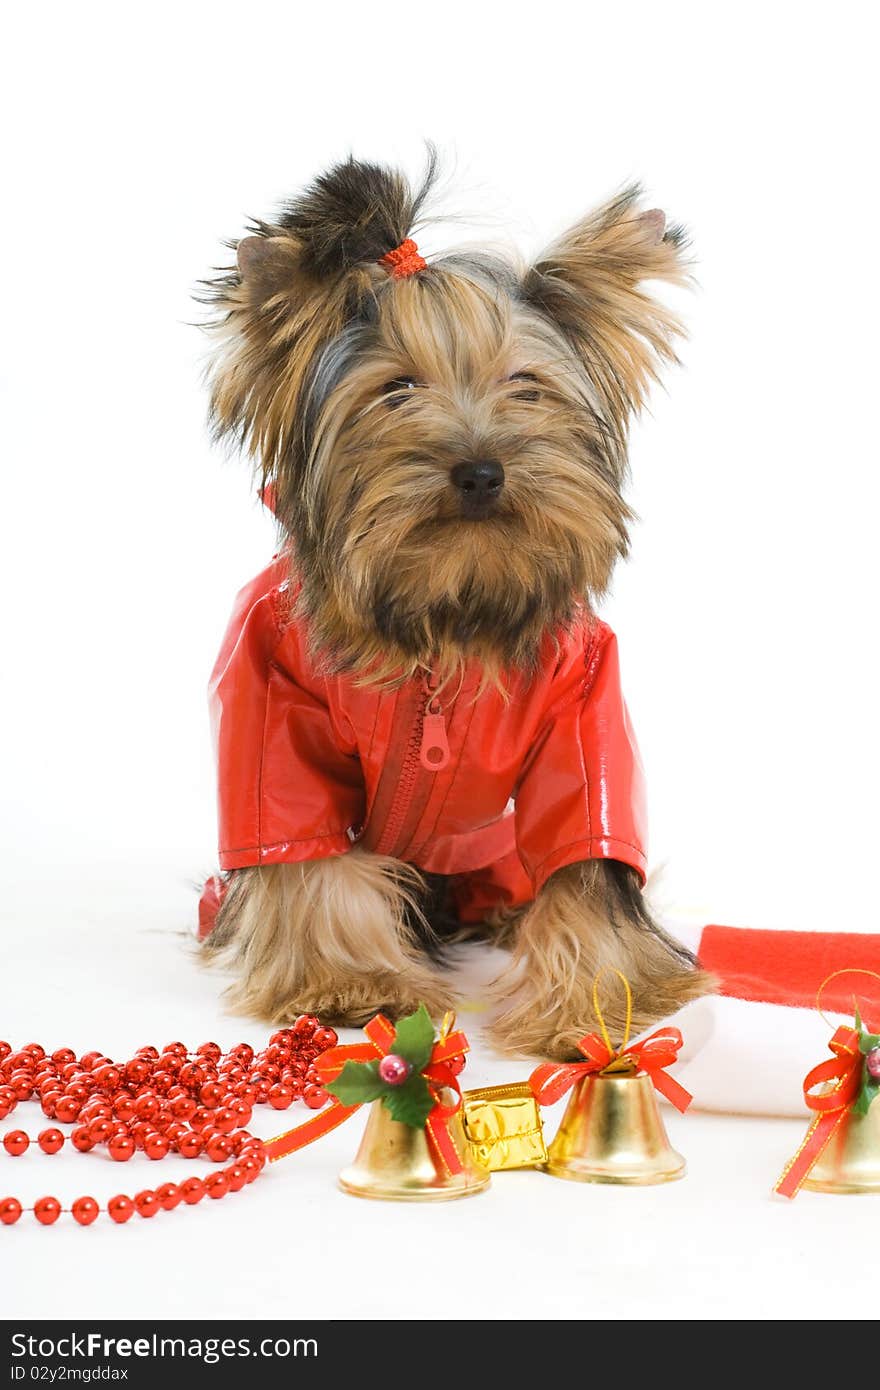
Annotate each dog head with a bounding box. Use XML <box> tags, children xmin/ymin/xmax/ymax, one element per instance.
<box><xmin>204</xmin><ymin>155</ymin><xmax>689</xmax><ymax>680</ymax></box>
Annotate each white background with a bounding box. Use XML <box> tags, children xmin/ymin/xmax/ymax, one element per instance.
<box><xmin>1</xmin><ymin>0</ymin><xmax>878</xmax><ymax>1324</ymax></box>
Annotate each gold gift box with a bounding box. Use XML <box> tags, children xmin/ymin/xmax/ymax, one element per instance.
<box><xmin>461</xmin><ymin>1082</ymin><xmax>548</xmax><ymax>1171</ymax></box>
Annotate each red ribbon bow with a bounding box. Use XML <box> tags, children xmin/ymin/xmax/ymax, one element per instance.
<box><xmin>529</xmin><ymin>1026</ymin><xmax>692</xmax><ymax>1114</ymax></box>
<box><xmin>774</xmin><ymin>1025</ymin><xmax>863</xmax><ymax>1198</ymax></box>
<box><xmin>264</xmin><ymin>1013</ymin><xmax>469</xmax><ymax>1176</ymax></box>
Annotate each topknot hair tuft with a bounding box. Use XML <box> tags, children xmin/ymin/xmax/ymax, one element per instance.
<box><xmin>275</xmin><ymin>148</ymin><xmax>438</xmax><ymax>277</ymax></box>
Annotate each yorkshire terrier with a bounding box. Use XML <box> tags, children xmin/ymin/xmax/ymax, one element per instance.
<box><xmin>198</xmin><ymin>153</ymin><xmax>712</xmax><ymax>1059</ymax></box>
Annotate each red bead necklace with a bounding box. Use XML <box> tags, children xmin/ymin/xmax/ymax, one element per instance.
<box><xmin>0</xmin><ymin>1016</ymin><xmax>337</xmax><ymax>1226</ymax></box>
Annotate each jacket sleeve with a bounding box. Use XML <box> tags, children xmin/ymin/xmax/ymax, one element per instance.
<box><xmin>514</xmin><ymin>620</ymin><xmax>648</xmax><ymax>892</ymax></box>
<box><xmin>209</xmin><ymin>564</ymin><xmax>365</xmax><ymax>870</ymax></box>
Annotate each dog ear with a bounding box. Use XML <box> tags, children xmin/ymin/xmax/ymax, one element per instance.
<box><xmin>235</xmin><ymin>232</ymin><xmax>305</xmax><ymax>298</ymax></box>
<box><xmin>200</xmin><ymin>155</ymin><xmax>437</xmax><ymax>501</ymax></box>
<box><xmin>232</xmin><ymin>228</ymin><xmax>342</xmax><ymax>316</ymax></box>
<box><xmin>524</xmin><ymin>186</ymin><xmax>690</xmax><ymax>437</ymax></box>
<box><xmin>202</xmin><ymin>222</ymin><xmax>357</xmax><ymax>495</ymax></box>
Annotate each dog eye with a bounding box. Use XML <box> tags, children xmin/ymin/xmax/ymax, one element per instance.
<box><xmin>509</xmin><ymin>371</ymin><xmax>540</xmax><ymax>402</ymax></box>
<box><xmin>382</xmin><ymin>376</ymin><xmax>420</xmax><ymax>407</ymax></box>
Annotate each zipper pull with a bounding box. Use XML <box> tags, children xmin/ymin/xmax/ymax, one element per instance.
<box><xmin>420</xmin><ymin>693</ymin><xmax>450</xmax><ymax>771</ymax></box>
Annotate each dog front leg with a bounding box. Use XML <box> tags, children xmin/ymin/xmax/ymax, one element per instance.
<box><xmin>487</xmin><ymin>859</ymin><xmax>715</xmax><ymax>1059</ymax></box>
<box><xmin>202</xmin><ymin>848</ymin><xmax>454</xmax><ymax>1026</ymax></box>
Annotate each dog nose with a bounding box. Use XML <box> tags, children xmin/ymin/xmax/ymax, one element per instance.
<box><xmin>450</xmin><ymin>460</ymin><xmax>505</xmax><ymax>500</ymax></box>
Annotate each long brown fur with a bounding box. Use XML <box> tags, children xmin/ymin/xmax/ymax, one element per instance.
<box><xmin>200</xmin><ymin>155</ymin><xmax>711</xmax><ymax>1049</ymax></box>
<box><xmin>203</xmin><ymin>851</ymin><xmax>454</xmax><ymax>1025</ymax></box>
<box><xmin>202</xmin><ymin>160</ymin><xmax>686</xmax><ymax>682</ymax></box>
<box><xmin>487</xmin><ymin>861</ymin><xmax>715</xmax><ymax>1059</ymax></box>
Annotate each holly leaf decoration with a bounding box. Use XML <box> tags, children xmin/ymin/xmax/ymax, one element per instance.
<box><xmin>859</xmin><ymin>1032</ymin><xmax>880</xmax><ymax>1054</ymax></box>
<box><xmin>381</xmin><ymin>1070</ymin><xmax>435</xmax><ymax>1128</ymax></box>
<box><xmin>853</xmin><ymin>1078</ymin><xmax>879</xmax><ymax>1118</ymax></box>
<box><xmin>391</xmin><ymin>1003</ymin><xmax>436</xmax><ymax>1073</ymax></box>
<box><xmin>325</xmin><ymin>1059</ymin><xmax>385</xmax><ymax>1107</ymax></box>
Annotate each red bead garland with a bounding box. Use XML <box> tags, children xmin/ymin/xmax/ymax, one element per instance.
<box><xmin>0</xmin><ymin>1018</ymin><xmax>336</xmax><ymax>1225</ymax></box>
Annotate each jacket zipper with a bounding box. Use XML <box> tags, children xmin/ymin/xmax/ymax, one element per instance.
<box><xmin>369</xmin><ymin>672</ymin><xmax>450</xmax><ymax>858</ymax></box>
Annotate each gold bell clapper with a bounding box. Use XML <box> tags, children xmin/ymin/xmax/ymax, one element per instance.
<box><xmin>263</xmin><ymin>1004</ymin><xmax>491</xmax><ymax>1201</ymax></box>
<box><xmin>529</xmin><ymin>968</ymin><xmax>693</xmax><ymax>1187</ymax></box>
<box><xmin>544</xmin><ymin>1071</ymin><xmax>685</xmax><ymax>1185</ymax></box>
<box><xmin>775</xmin><ymin>970</ymin><xmax>880</xmax><ymax>1198</ymax></box>
<box><xmin>338</xmin><ymin>1097</ymin><xmax>490</xmax><ymax>1201</ymax></box>
<box><xmin>461</xmin><ymin>1081</ymin><xmax>548</xmax><ymax>1171</ymax></box>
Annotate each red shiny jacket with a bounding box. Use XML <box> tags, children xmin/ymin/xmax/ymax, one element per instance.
<box><xmin>198</xmin><ymin>557</ymin><xmax>647</xmax><ymax>938</ymax></box>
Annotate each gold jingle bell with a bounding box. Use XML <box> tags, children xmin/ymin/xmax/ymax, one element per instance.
<box><xmin>802</xmin><ymin>1098</ymin><xmax>880</xmax><ymax>1194</ymax></box>
<box><xmin>545</xmin><ymin>1070</ymin><xmax>686</xmax><ymax>1186</ymax></box>
<box><xmin>338</xmin><ymin>1098</ymin><xmax>491</xmax><ymax>1202</ymax></box>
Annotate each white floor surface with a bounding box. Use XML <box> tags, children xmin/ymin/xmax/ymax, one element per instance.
<box><xmin>1</xmin><ymin>857</ymin><xmax>873</xmax><ymax>1322</ymax></box>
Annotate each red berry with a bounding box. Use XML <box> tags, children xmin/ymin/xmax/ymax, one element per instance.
<box><xmin>107</xmin><ymin>1194</ymin><xmax>134</xmax><ymax>1224</ymax></box>
<box><xmin>0</xmin><ymin>1197</ymin><xmax>22</xmax><ymax>1225</ymax></box>
<box><xmin>34</xmin><ymin>1196</ymin><xmax>62</xmax><ymax>1225</ymax></box>
<box><xmin>71</xmin><ymin>1196</ymin><xmax>99</xmax><ymax>1226</ymax></box>
<box><xmin>38</xmin><ymin>1127</ymin><xmax>65</xmax><ymax>1155</ymax></box>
